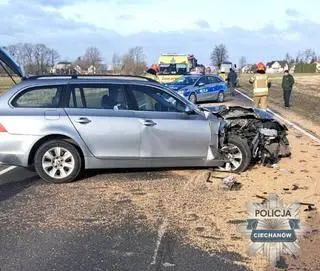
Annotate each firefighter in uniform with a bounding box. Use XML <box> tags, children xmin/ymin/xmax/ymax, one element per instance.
<box><xmin>218</xmin><ymin>67</ymin><xmax>227</xmax><ymax>81</ymax></box>
<box><xmin>143</xmin><ymin>64</ymin><xmax>160</xmax><ymax>82</ymax></box>
<box><xmin>249</xmin><ymin>62</ymin><xmax>271</xmax><ymax>110</ymax></box>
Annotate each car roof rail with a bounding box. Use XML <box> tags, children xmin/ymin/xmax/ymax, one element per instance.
<box><xmin>25</xmin><ymin>74</ymin><xmax>160</xmax><ymax>83</ymax></box>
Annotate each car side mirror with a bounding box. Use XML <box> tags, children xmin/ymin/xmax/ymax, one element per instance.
<box><xmin>184</xmin><ymin>106</ymin><xmax>194</xmax><ymax>114</ymax></box>
<box><xmin>113</xmin><ymin>104</ymin><xmax>121</xmax><ymax>110</ymax></box>
<box><xmin>198</xmin><ymin>82</ymin><xmax>205</xmax><ymax>87</ymax></box>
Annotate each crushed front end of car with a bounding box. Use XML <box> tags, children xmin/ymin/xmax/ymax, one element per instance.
<box><xmin>203</xmin><ymin>105</ymin><xmax>291</xmax><ymax>167</ymax></box>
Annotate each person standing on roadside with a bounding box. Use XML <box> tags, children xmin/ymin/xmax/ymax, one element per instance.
<box><xmin>227</xmin><ymin>68</ymin><xmax>237</xmax><ymax>96</ymax></box>
<box><xmin>143</xmin><ymin>64</ymin><xmax>160</xmax><ymax>82</ymax></box>
<box><xmin>281</xmin><ymin>70</ymin><xmax>295</xmax><ymax>108</ymax></box>
<box><xmin>218</xmin><ymin>67</ymin><xmax>226</xmax><ymax>81</ymax></box>
<box><xmin>249</xmin><ymin>62</ymin><xmax>271</xmax><ymax>110</ymax></box>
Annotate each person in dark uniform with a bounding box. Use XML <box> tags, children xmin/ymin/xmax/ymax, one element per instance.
<box><xmin>227</xmin><ymin>68</ymin><xmax>237</xmax><ymax>96</ymax></box>
<box><xmin>281</xmin><ymin>70</ymin><xmax>295</xmax><ymax>108</ymax></box>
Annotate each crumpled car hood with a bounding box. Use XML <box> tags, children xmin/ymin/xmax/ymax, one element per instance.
<box><xmin>202</xmin><ymin>105</ymin><xmax>290</xmax><ymax>166</ymax></box>
<box><xmin>203</xmin><ymin>105</ymin><xmax>273</xmax><ymax>120</ymax></box>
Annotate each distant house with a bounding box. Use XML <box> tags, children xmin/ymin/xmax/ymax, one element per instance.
<box><xmin>266</xmin><ymin>61</ymin><xmax>289</xmax><ymax>73</ymax></box>
<box><xmin>313</xmin><ymin>61</ymin><xmax>320</xmax><ymax>72</ymax></box>
<box><xmin>74</xmin><ymin>65</ymin><xmax>82</xmax><ymax>74</ymax></box>
<box><xmin>87</xmin><ymin>64</ymin><xmax>109</xmax><ymax>74</ymax></box>
<box><xmin>51</xmin><ymin>62</ymin><xmax>75</xmax><ymax>74</ymax></box>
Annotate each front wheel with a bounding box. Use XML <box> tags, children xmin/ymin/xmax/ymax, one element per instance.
<box><xmin>219</xmin><ymin>135</ymin><xmax>251</xmax><ymax>172</ymax></box>
<box><xmin>34</xmin><ymin>140</ymin><xmax>82</xmax><ymax>183</ymax></box>
<box><xmin>217</xmin><ymin>91</ymin><xmax>225</xmax><ymax>102</ymax></box>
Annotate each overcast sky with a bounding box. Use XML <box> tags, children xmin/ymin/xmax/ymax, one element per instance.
<box><xmin>0</xmin><ymin>0</ymin><xmax>319</xmax><ymax>65</ymax></box>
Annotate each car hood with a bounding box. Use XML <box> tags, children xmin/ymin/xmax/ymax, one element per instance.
<box><xmin>0</xmin><ymin>47</ymin><xmax>25</xmax><ymax>78</ymax></box>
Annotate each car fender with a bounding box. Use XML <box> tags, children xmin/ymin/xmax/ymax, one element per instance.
<box><xmin>29</xmin><ymin>125</ymin><xmax>94</xmax><ymax>158</ymax></box>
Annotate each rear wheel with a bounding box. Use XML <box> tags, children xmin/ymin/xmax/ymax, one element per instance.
<box><xmin>34</xmin><ymin>140</ymin><xmax>82</xmax><ymax>183</ymax></box>
<box><xmin>217</xmin><ymin>91</ymin><xmax>224</xmax><ymax>102</ymax></box>
<box><xmin>219</xmin><ymin>135</ymin><xmax>251</xmax><ymax>172</ymax></box>
<box><xmin>189</xmin><ymin>93</ymin><xmax>197</xmax><ymax>104</ymax></box>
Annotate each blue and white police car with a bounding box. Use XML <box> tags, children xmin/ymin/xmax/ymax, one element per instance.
<box><xmin>164</xmin><ymin>74</ymin><xmax>229</xmax><ymax>104</ymax></box>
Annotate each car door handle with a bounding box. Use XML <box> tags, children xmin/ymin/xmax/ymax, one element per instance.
<box><xmin>141</xmin><ymin>119</ymin><xmax>157</xmax><ymax>127</ymax></box>
<box><xmin>75</xmin><ymin>117</ymin><xmax>91</xmax><ymax>124</ymax></box>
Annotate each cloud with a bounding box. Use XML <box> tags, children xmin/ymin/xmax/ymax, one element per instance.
<box><xmin>116</xmin><ymin>14</ymin><xmax>136</xmax><ymax>21</ymax></box>
<box><xmin>16</xmin><ymin>0</ymin><xmax>79</xmax><ymax>7</ymax></box>
<box><xmin>286</xmin><ymin>8</ymin><xmax>300</xmax><ymax>17</ymax></box>
<box><xmin>195</xmin><ymin>19</ymin><xmax>210</xmax><ymax>29</ymax></box>
<box><xmin>1</xmin><ymin>1</ymin><xmax>320</xmax><ymax>65</ymax></box>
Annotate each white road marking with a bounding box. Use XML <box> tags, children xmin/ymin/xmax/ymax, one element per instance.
<box><xmin>0</xmin><ymin>166</ymin><xmax>16</xmax><ymax>175</ymax></box>
<box><xmin>235</xmin><ymin>88</ymin><xmax>320</xmax><ymax>144</ymax></box>
<box><xmin>150</xmin><ymin>217</ymin><xmax>168</xmax><ymax>265</ymax></box>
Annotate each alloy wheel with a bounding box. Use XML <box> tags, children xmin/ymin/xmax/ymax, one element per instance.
<box><xmin>220</xmin><ymin>143</ymin><xmax>243</xmax><ymax>171</ymax></box>
<box><xmin>42</xmin><ymin>147</ymin><xmax>75</xmax><ymax>179</ymax></box>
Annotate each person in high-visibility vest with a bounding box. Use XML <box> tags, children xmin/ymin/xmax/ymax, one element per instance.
<box><xmin>218</xmin><ymin>67</ymin><xmax>227</xmax><ymax>81</ymax></box>
<box><xmin>249</xmin><ymin>62</ymin><xmax>271</xmax><ymax>110</ymax></box>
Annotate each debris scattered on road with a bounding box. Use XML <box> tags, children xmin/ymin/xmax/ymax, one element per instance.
<box><xmin>221</xmin><ymin>176</ymin><xmax>242</xmax><ymax>191</ymax></box>
<box><xmin>292</xmin><ymin>184</ymin><xmax>299</xmax><ymax>190</ymax></box>
<box><xmin>256</xmin><ymin>195</ymin><xmax>316</xmax><ymax>211</ymax></box>
<box><xmin>304</xmin><ymin>205</ymin><xmax>317</xmax><ymax>212</ymax></box>
<box><xmin>223</xmin><ymin>176</ymin><xmax>237</xmax><ymax>188</ymax></box>
<box><xmin>205</xmin><ymin>172</ymin><xmax>212</xmax><ymax>183</ymax></box>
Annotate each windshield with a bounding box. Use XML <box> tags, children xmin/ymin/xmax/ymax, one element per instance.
<box><xmin>172</xmin><ymin>76</ymin><xmax>198</xmax><ymax>85</ymax></box>
<box><xmin>159</xmin><ymin>64</ymin><xmax>187</xmax><ymax>75</ymax></box>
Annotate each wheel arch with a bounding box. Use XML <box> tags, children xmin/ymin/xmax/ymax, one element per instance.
<box><xmin>28</xmin><ymin>134</ymin><xmax>85</xmax><ymax>168</ymax></box>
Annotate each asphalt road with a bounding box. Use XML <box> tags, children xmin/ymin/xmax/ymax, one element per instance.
<box><xmin>0</xmin><ymin>94</ymin><xmax>253</xmax><ymax>271</ymax></box>
<box><xmin>0</xmin><ymin>165</ymin><xmax>250</xmax><ymax>271</ymax></box>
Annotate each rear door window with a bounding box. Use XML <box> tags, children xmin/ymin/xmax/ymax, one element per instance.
<box><xmin>68</xmin><ymin>84</ymin><xmax>128</xmax><ymax>110</ymax></box>
<box><xmin>12</xmin><ymin>86</ymin><xmax>63</xmax><ymax>108</ymax></box>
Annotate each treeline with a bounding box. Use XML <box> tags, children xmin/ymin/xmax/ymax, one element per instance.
<box><xmin>2</xmin><ymin>43</ymin><xmax>59</xmax><ymax>75</ymax></box>
<box><xmin>285</xmin><ymin>49</ymin><xmax>319</xmax><ymax>65</ymax></box>
<box><xmin>1</xmin><ymin>43</ymin><xmax>148</xmax><ymax>76</ymax></box>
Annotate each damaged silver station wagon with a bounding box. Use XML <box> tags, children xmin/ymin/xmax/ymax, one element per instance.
<box><xmin>0</xmin><ymin>48</ymin><xmax>290</xmax><ymax>183</ymax></box>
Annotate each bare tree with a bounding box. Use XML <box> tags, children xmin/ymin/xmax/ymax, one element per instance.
<box><xmin>111</xmin><ymin>53</ymin><xmax>122</xmax><ymax>72</ymax></box>
<box><xmin>238</xmin><ymin>56</ymin><xmax>247</xmax><ymax>69</ymax></box>
<box><xmin>127</xmin><ymin>46</ymin><xmax>146</xmax><ymax>64</ymax></box>
<box><xmin>83</xmin><ymin>47</ymin><xmax>102</xmax><ymax>71</ymax></box>
<box><xmin>302</xmin><ymin>49</ymin><xmax>316</xmax><ymax>64</ymax></box>
<box><xmin>210</xmin><ymin>44</ymin><xmax>229</xmax><ymax>68</ymax></box>
<box><xmin>49</xmin><ymin>49</ymin><xmax>60</xmax><ymax>66</ymax></box>
<box><xmin>33</xmin><ymin>44</ymin><xmax>53</xmax><ymax>74</ymax></box>
<box><xmin>295</xmin><ymin>49</ymin><xmax>317</xmax><ymax>64</ymax></box>
<box><xmin>5</xmin><ymin>43</ymin><xmax>60</xmax><ymax>75</ymax></box>
<box><xmin>121</xmin><ymin>46</ymin><xmax>147</xmax><ymax>75</ymax></box>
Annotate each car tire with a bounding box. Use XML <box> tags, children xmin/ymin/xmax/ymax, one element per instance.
<box><xmin>189</xmin><ymin>93</ymin><xmax>197</xmax><ymax>104</ymax></box>
<box><xmin>219</xmin><ymin>135</ymin><xmax>251</xmax><ymax>172</ymax></box>
<box><xmin>34</xmin><ymin>140</ymin><xmax>82</xmax><ymax>184</ymax></box>
<box><xmin>217</xmin><ymin>91</ymin><xmax>224</xmax><ymax>102</ymax></box>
